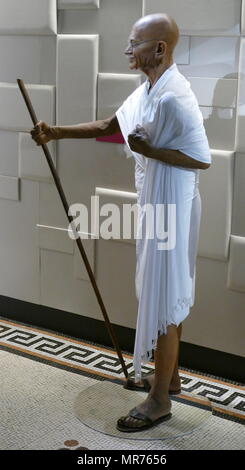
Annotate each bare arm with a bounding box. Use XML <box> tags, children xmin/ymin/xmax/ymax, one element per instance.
<box><xmin>147</xmin><ymin>147</ymin><xmax>210</xmax><ymax>170</ymax></box>
<box><xmin>31</xmin><ymin>114</ymin><xmax>121</xmax><ymax>145</ymax></box>
<box><xmin>53</xmin><ymin>114</ymin><xmax>121</xmax><ymax>139</ymax></box>
<box><xmin>127</xmin><ymin>125</ymin><xmax>211</xmax><ymax>170</ymax></box>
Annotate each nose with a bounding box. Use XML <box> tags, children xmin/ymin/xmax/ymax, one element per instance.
<box><xmin>124</xmin><ymin>44</ymin><xmax>133</xmax><ymax>55</ymax></box>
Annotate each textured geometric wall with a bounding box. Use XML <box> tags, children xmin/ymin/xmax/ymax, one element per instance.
<box><xmin>0</xmin><ymin>0</ymin><xmax>244</xmax><ymax>356</ymax></box>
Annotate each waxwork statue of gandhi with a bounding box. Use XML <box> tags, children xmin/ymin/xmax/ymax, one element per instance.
<box><xmin>31</xmin><ymin>13</ymin><xmax>211</xmax><ymax>433</ymax></box>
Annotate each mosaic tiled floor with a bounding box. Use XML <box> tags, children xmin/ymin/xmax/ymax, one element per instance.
<box><xmin>0</xmin><ymin>317</ymin><xmax>244</xmax><ymax>424</ymax></box>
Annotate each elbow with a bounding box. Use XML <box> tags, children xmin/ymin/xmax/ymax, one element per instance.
<box><xmin>200</xmin><ymin>162</ymin><xmax>211</xmax><ymax>170</ymax></box>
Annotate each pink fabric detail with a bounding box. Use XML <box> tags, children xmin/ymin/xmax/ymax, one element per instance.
<box><xmin>96</xmin><ymin>132</ymin><xmax>125</xmax><ymax>144</ymax></box>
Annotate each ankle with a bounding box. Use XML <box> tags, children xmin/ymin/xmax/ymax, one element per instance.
<box><xmin>170</xmin><ymin>371</ymin><xmax>180</xmax><ymax>382</ymax></box>
<box><xmin>148</xmin><ymin>392</ymin><xmax>170</xmax><ymax>406</ymax></box>
<box><xmin>170</xmin><ymin>374</ymin><xmax>180</xmax><ymax>382</ymax></box>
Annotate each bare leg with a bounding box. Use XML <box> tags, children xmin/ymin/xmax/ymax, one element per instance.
<box><xmin>171</xmin><ymin>322</ymin><xmax>182</xmax><ymax>383</ymax></box>
<box><xmin>119</xmin><ymin>324</ymin><xmax>179</xmax><ymax>428</ymax></box>
<box><xmin>149</xmin><ymin>324</ymin><xmax>179</xmax><ymax>402</ymax></box>
<box><xmin>133</xmin><ymin>322</ymin><xmax>182</xmax><ymax>391</ymax></box>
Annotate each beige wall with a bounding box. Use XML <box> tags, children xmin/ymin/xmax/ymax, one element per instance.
<box><xmin>0</xmin><ymin>0</ymin><xmax>244</xmax><ymax>357</ymax></box>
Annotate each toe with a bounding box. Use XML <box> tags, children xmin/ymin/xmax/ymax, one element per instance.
<box><xmin>118</xmin><ymin>415</ymin><xmax>144</xmax><ymax>428</ymax></box>
<box><xmin>125</xmin><ymin>416</ymin><xmax>141</xmax><ymax>427</ymax></box>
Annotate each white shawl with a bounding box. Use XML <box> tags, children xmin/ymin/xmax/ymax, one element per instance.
<box><xmin>116</xmin><ymin>64</ymin><xmax>211</xmax><ymax>381</ymax></box>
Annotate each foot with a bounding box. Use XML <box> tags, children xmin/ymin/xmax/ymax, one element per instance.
<box><xmin>117</xmin><ymin>395</ymin><xmax>172</xmax><ymax>430</ymax></box>
<box><xmin>134</xmin><ymin>372</ymin><xmax>181</xmax><ymax>393</ymax></box>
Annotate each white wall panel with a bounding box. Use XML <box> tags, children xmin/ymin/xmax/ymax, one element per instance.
<box><xmin>0</xmin><ymin>180</ymin><xmax>39</xmax><ymax>302</ymax></box>
<box><xmin>19</xmin><ymin>133</ymin><xmax>56</xmax><ymax>182</ymax></box>
<box><xmin>236</xmin><ymin>38</ymin><xmax>245</xmax><ymax>152</ymax></box>
<box><xmin>0</xmin><ymin>130</ymin><xmax>18</xmax><ymax>176</ymax></box>
<box><xmin>200</xmin><ymin>106</ymin><xmax>236</xmax><ymax>150</ymax></box>
<box><xmin>95</xmin><ymin>187</ymin><xmax>138</xmax><ymax>244</ymax></box>
<box><xmin>189</xmin><ymin>77</ymin><xmax>237</xmax><ymax>108</ymax></box>
<box><xmin>58</xmin><ymin>0</ymin><xmax>100</xmax><ymax>9</ymax></box>
<box><xmin>174</xmin><ymin>36</ymin><xmax>190</xmax><ymax>65</ymax></box>
<box><xmin>198</xmin><ymin>150</ymin><xmax>234</xmax><ymax>260</ymax></box>
<box><xmin>231</xmin><ymin>153</ymin><xmax>245</xmax><ymax>236</ymax></box>
<box><xmin>179</xmin><ymin>37</ymin><xmax>240</xmax><ymax>78</ymax></box>
<box><xmin>227</xmin><ymin>235</ymin><xmax>245</xmax><ymax>292</ymax></box>
<box><xmin>38</xmin><ymin>225</ymin><xmax>74</xmax><ymax>254</ymax></box>
<box><xmin>0</xmin><ymin>0</ymin><xmax>57</xmax><ymax>35</ymax></box>
<box><xmin>143</xmin><ymin>0</ymin><xmax>241</xmax><ymax>36</ymax></box>
<box><xmin>57</xmin><ymin>35</ymin><xmax>98</xmax><ymax>124</ymax></box>
<box><xmin>184</xmin><ymin>256</ymin><xmax>245</xmax><ymax>355</ymax></box>
<box><xmin>40</xmin><ymin>249</ymin><xmax>100</xmax><ymax>317</ymax></box>
<box><xmin>0</xmin><ymin>36</ymin><xmax>56</xmax><ymax>85</ymax></box>
<box><xmin>96</xmin><ymin>239</ymin><xmax>137</xmax><ymax>329</ymax></box>
<box><xmin>39</xmin><ymin>181</ymin><xmax>68</xmax><ymax>229</ymax></box>
<box><xmin>56</xmin><ymin>139</ymin><xmax>135</xmax><ymax>213</ymax></box>
<box><xmin>97</xmin><ymin>73</ymin><xmax>141</xmax><ymax>120</ymax></box>
<box><xmin>242</xmin><ymin>0</ymin><xmax>245</xmax><ymax>36</ymax></box>
<box><xmin>0</xmin><ymin>83</ymin><xmax>55</xmax><ymax>131</ymax></box>
<box><xmin>73</xmin><ymin>239</ymin><xmax>95</xmax><ymax>281</ymax></box>
<box><xmin>58</xmin><ymin>0</ymin><xmax>143</xmax><ymax>74</ymax></box>
<box><xmin>0</xmin><ymin>175</ymin><xmax>19</xmax><ymax>200</ymax></box>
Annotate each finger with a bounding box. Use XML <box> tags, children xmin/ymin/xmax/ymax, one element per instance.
<box><xmin>128</xmin><ymin>133</ymin><xmax>141</xmax><ymax>140</ymax></box>
<box><xmin>31</xmin><ymin>127</ymin><xmax>41</xmax><ymax>136</ymax></box>
<box><xmin>32</xmin><ymin>133</ymin><xmax>46</xmax><ymax>145</ymax></box>
<box><xmin>130</xmin><ymin>128</ymin><xmax>141</xmax><ymax>133</ymax></box>
<box><xmin>133</xmin><ymin>129</ymin><xmax>145</xmax><ymax>137</ymax></box>
<box><xmin>128</xmin><ymin>139</ymin><xmax>137</xmax><ymax>149</ymax></box>
<box><xmin>33</xmin><ymin>121</ymin><xmax>43</xmax><ymax>132</ymax></box>
<box><xmin>131</xmin><ymin>130</ymin><xmax>143</xmax><ymax>137</ymax></box>
<box><xmin>37</xmin><ymin>133</ymin><xmax>47</xmax><ymax>144</ymax></box>
<box><xmin>31</xmin><ymin>129</ymin><xmax>39</xmax><ymax>136</ymax></box>
<box><xmin>31</xmin><ymin>132</ymin><xmax>42</xmax><ymax>141</ymax></box>
<box><xmin>128</xmin><ymin>138</ymin><xmax>138</xmax><ymax>147</ymax></box>
<box><xmin>131</xmin><ymin>134</ymin><xmax>144</xmax><ymax>141</ymax></box>
<box><xmin>135</xmin><ymin>133</ymin><xmax>144</xmax><ymax>139</ymax></box>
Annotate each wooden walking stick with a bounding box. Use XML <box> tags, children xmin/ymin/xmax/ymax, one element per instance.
<box><xmin>17</xmin><ymin>78</ymin><xmax>129</xmax><ymax>379</ymax></box>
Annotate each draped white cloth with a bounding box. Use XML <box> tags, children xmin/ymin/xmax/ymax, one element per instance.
<box><xmin>116</xmin><ymin>63</ymin><xmax>211</xmax><ymax>381</ymax></box>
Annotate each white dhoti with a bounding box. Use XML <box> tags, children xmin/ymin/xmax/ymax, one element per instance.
<box><xmin>116</xmin><ymin>64</ymin><xmax>211</xmax><ymax>381</ymax></box>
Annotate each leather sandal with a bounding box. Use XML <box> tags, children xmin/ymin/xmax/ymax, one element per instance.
<box><xmin>117</xmin><ymin>406</ymin><xmax>172</xmax><ymax>432</ymax></box>
<box><xmin>123</xmin><ymin>376</ymin><xmax>181</xmax><ymax>395</ymax></box>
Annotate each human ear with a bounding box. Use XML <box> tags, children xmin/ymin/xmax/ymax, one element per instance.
<box><xmin>156</xmin><ymin>41</ymin><xmax>167</xmax><ymax>55</ymax></box>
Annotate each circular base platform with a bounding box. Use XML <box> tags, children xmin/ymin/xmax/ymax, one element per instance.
<box><xmin>74</xmin><ymin>381</ymin><xmax>212</xmax><ymax>440</ymax></box>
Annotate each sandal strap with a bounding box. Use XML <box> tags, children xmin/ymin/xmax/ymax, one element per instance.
<box><xmin>126</xmin><ymin>377</ymin><xmax>151</xmax><ymax>391</ymax></box>
<box><xmin>129</xmin><ymin>407</ymin><xmax>152</xmax><ymax>424</ymax></box>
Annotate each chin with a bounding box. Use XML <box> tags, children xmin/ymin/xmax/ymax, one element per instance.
<box><xmin>128</xmin><ymin>59</ymin><xmax>137</xmax><ymax>69</ymax></box>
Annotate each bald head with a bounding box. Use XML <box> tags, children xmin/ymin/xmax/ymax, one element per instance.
<box><xmin>133</xmin><ymin>13</ymin><xmax>179</xmax><ymax>57</ymax></box>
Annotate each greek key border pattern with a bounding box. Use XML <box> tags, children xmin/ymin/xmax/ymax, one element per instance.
<box><xmin>0</xmin><ymin>319</ymin><xmax>244</xmax><ymax>422</ymax></box>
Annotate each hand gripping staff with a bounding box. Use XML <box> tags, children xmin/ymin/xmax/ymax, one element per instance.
<box><xmin>17</xmin><ymin>78</ymin><xmax>129</xmax><ymax>379</ymax></box>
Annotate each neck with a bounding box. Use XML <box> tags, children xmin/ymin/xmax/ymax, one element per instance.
<box><xmin>145</xmin><ymin>58</ymin><xmax>173</xmax><ymax>88</ymax></box>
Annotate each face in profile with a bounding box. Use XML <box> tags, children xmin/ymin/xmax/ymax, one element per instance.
<box><xmin>124</xmin><ymin>26</ymin><xmax>165</xmax><ymax>72</ymax></box>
